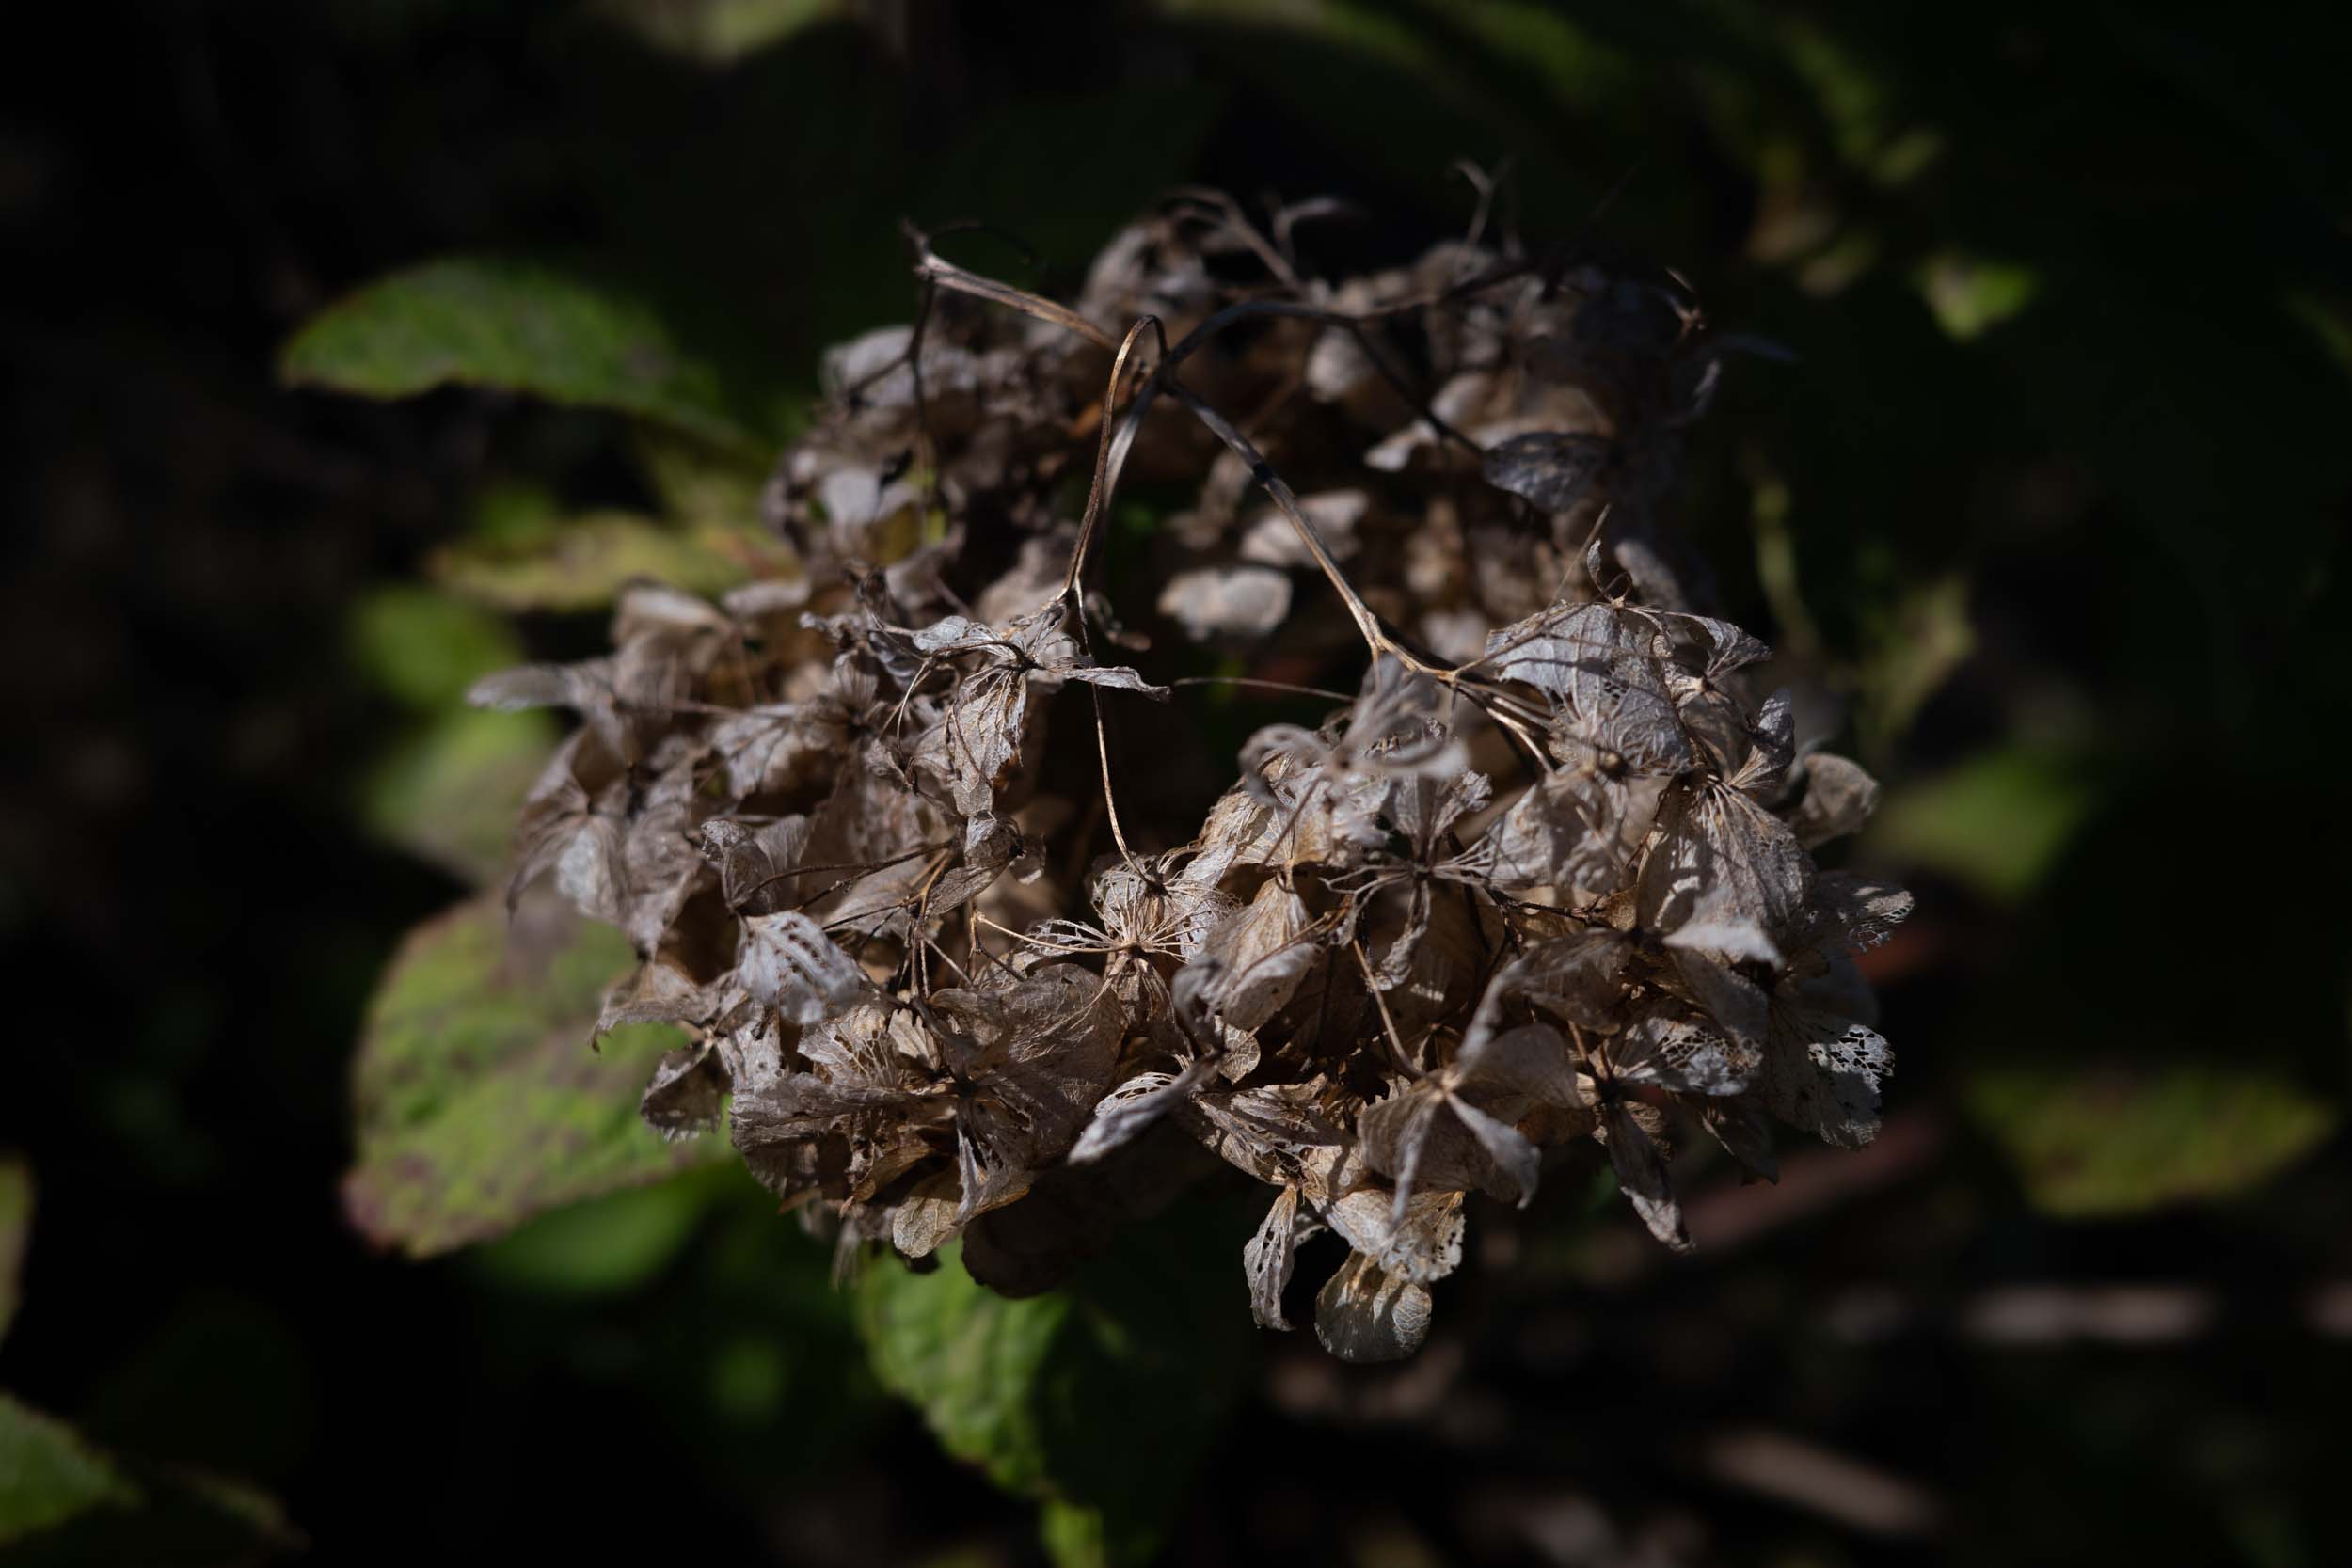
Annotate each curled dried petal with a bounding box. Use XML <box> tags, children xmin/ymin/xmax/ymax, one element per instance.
<box><xmin>1314</xmin><ymin>1253</ymin><xmax>1433</xmax><ymax>1364</ymax></box>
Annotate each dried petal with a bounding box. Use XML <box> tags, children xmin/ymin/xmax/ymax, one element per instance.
<box><xmin>1323</xmin><ymin>1188</ymin><xmax>1467</xmax><ymax>1284</ymax></box>
<box><xmin>1787</xmin><ymin>752</ymin><xmax>1883</xmax><ymax>848</ymax></box>
<box><xmin>1763</xmin><ymin>990</ymin><xmax>1892</xmax><ymax>1149</ymax></box>
<box><xmin>1481</xmin><ymin>431</ymin><xmax>1613</xmax><ymax>513</ymax></box>
<box><xmin>1244</xmin><ymin>1185</ymin><xmax>1316</xmax><ymax>1331</ymax></box>
<box><xmin>1068</xmin><ymin>1062</ymin><xmax>1216</xmax><ymax>1165</ymax></box>
<box><xmin>1191</xmin><ymin>877</ymin><xmax>1321</xmax><ymax>1033</ymax></box>
<box><xmin>1157</xmin><ymin>565</ymin><xmax>1292</xmax><ymax>641</ymax></box>
<box><xmin>739</xmin><ymin>911</ymin><xmax>868</xmax><ymax>1025</ymax></box>
<box><xmin>892</xmin><ymin>1172</ymin><xmax>965</xmax><ymax>1259</ymax></box>
<box><xmin>640</xmin><ymin>1045</ymin><xmax>728</xmax><ymax>1140</ymax></box>
<box><xmin>1613</xmin><ymin>1010</ymin><xmax>1752</xmax><ymax>1096</ymax></box>
<box><xmin>1600</xmin><ymin>1101</ymin><xmax>1692</xmax><ymax>1252</ymax></box>
<box><xmin>1638</xmin><ymin>780</ymin><xmax>1809</xmax><ymax>945</ymax></box>
<box><xmin>1314</xmin><ymin>1254</ymin><xmax>1433</xmax><ymax>1364</ymax></box>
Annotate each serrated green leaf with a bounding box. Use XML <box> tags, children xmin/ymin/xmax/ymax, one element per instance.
<box><xmin>0</xmin><ymin>1395</ymin><xmax>136</xmax><ymax>1547</ymax></box>
<box><xmin>343</xmin><ymin>894</ymin><xmax>724</xmax><ymax>1257</ymax></box>
<box><xmin>1970</xmin><ymin>1063</ymin><xmax>2339</xmax><ymax>1218</ymax></box>
<box><xmin>360</xmin><ymin>706</ymin><xmax>556</xmax><ymax>887</ymax></box>
<box><xmin>0</xmin><ymin>1156</ymin><xmax>27</xmax><ymax>1348</ymax></box>
<box><xmin>856</xmin><ymin>1201</ymin><xmax>1257</xmax><ymax>1566</ymax></box>
<box><xmin>281</xmin><ymin>256</ymin><xmax>762</xmax><ymax>449</ymax></box>
<box><xmin>430</xmin><ymin>509</ymin><xmax>800</xmax><ymax>613</ymax></box>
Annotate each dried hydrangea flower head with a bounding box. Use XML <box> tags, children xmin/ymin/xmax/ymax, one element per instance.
<box><xmin>471</xmin><ymin>194</ymin><xmax>1910</xmax><ymax>1361</ymax></box>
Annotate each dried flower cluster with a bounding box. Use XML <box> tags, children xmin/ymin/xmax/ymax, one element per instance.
<box><xmin>472</xmin><ymin>196</ymin><xmax>1910</xmax><ymax>1361</ymax></box>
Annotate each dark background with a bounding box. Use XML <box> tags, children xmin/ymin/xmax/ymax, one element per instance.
<box><xmin>5</xmin><ymin>2</ymin><xmax>2351</xmax><ymax>1563</ymax></box>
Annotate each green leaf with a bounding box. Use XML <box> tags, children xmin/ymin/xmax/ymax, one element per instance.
<box><xmin>1970</xmin><ymin>1063</ymin><xmax>2339</xmax><ymax>1218</ymax></box>
<box><xmin>281</xmin><ymin>256</ymin><xmax>762</xmax><ymax>449</ymax></box>
<box><xmin>470</xmin><ymin>1167</ymin><xmax>723</xmax><ymax>1297</ymax></box>
<box><xmin>343</xmin><ymin>894</ymin><xmax>725</xmax><ymax>1257</ymax></box>
<box><xmin>0</xmin><ymin>1396</ymin><xmax>297</xmax><ymax>1562</ymax></box>
<box><xmin>858</xmin><ymin>1251</ymin><xmax>1068</xmax><ymax>1496</ymax></box>
<box><xmin>631</xmin><ymin>425</ymin><xmax>780</xmax><ymax>530</ymax></box>
<box><xmin>1915</xmin><ymin>253</ymin><xmax>2042</xmax><ymax>341</ymax></box>
<box><xmin>856</xmin><ymin>1200</ymin><xmax>1257</xmax><ymax>1566</ymax></box>
<box><xmin>594</xmin><ymin>0</ymin><xmax>841</xmax><ymax>65</ymax></box>
<box><xmin>359</xmin><ymin>707</ymin><xmax>556</xmax><ymax>887</ymax></box>
<box><xmin>430</xmin><ymin>509</ymin><xmax>801</xmax><ymax>613</ymax></box>
<box><xmin>0</xmin><ymin>1155</ymin><xmax>26</xmax><ymax>1348</ymax></box>
<box><xmin>1851</xmin><ymin>572</ymin><xmax>1975</xmax><ymax>760</ymax></box>
<box><xmin>1039</xmin><ymin>1499</ymin><xmax>1123</xmax><ymax>1568</ymax></box>
<box><xmin>0</xmin><ymin>1395</ymin><xmax>136</xmax><ymax>1547</ymax></box>
<box><xmin>350</xmin><ymin>583</ymin><xmax>555</xmax><ymax>883</ymax></box>
<box><xmin>346</xmin><ymin>585</ymin><xmax>525</xmax><ymax>712</ymax></box>
<box><xmin>1866</xmin><ymin>746</ymin><xmax>2098</xmax><ymax>904</ymax></box>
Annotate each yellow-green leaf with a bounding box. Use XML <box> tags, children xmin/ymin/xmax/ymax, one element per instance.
<box><xmin>430</xmin><ymin>510</ymin><xmax>798</xmax><ymax>613</ymax></box>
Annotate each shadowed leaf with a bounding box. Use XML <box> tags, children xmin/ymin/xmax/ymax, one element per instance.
<box><xmin>1481</xmin><ymin>431</ymin><xmax>1613</xmax><ymax>513</ymax></box>
<box><xmin>281</xmin><ymin>256</ymin><xmax>762</xmax><ymax>448</ymax></box>
<box><xmin>1970</xmin><ymin>1063</ymin><xmax>2339</xmax><ymax>1217</ymax></box>
<box><xmin>0</xmin><ymin>1156</ymin><xmax>26</xmax><ymax>1348</ymax></box>
<box><xmin>0</xmin><ymin>1396</ymin><xmax>136</xmax><ymax>1547</ymax></box>
<box><xmin>857</xmin><ymin>1203</ymin><xmax>1256</xmax><ymax>1566</ymax></box>
<box><xmin>1866</xmin><ymin>746</ymin><xmax>2096</xmax><ymax>903</ymax></box>
<box><xmin>470</xmin><ymin>1168</ymin><xmax>723</xmax><ymax>1296</ymax></box>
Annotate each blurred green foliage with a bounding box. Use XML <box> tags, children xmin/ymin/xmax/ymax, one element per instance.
<box><xmin>346</xmin><ymin>586</ymin><xmax>524</xmax><ymax>712</ymax></box>
<box><xmin>597</xmin><ymin>0</ymin><xmax>843</xmax><ymax>67</ymax></box>
<box><xmin>431</xmin><ymin>507</ymin><xmax>789</xmax><ymax>611</ymax></box>
<box><xmin>1971</xmin><ymin>1062</ymin><xmax>2339</xmax><ymax>1218</ymax></box>
<box><xmin>472</xmin><ymin>1164</ymin><xmax>727</xmax><ymax>1297</ymax></box>
<box><xmin>0</xmin><ymin>1174</ymin><xmax>295</xmax><ymax>1561</ymax></box>
<box><xmin>1864</xmin><ymin>746</ymin><xmax>2097</xmax><ymax>905</ymax></box>
<box><xmin>0</xmin><ymin>1158</ymin><xmax>26</xmax><ymax>1346</ymax></box>
<box><xmin>0</xmin><ymin>1397</ymin><xmax>135</xmax><ymax>1547</ymax></box>
<box><xmin>358</xmin><ymin>706</ymin><xmax>555</xmax><ymax>886</ymax></box>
